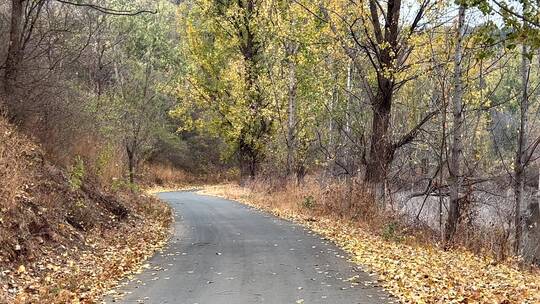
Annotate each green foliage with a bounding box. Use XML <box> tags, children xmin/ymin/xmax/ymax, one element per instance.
<box><xmin>173</xmin><ymin>0</ymin><xmax>277</xmax><ymax>176</ymax></box>
<box><xmin>96</xmin><ymin>144</ymin><xmax>115</xmax><ymax>178</ymax></box>
<box><xmin>382</xmin><ymin>222</ymin><xmax>403</xmax><ymax>243</ymax></box>
<box><xmin>173</xmin><ymin>0</ymin><xmax>337</xmax><ymax>176</ymax></box>
<box><xmin>68</xmin><ymin>156</ymin><xmax>85</xmax><ymax>191</ymax></box>
<box><xmin>75</xmin><ymin>199</ymin><xmax>86</xmax><ymax>209</ymax></box>
<box><xmin>469</xmin><ymin>0</ymin><xmax>540</xmax><ymax>49</ymax></box>
<box><xmin>111</xmin><ymin>178</ymin><xmax>139</xmax><ymax>192</ymax></box>
<box><xmin>80</xmin><ymin>0</ymin><xmax>184</xmax><ymax>182</ymax></box>
<box><xmin>301</xmin><ymin>195</ymin><xmax>316</xmax><ymax>209</ymax></box>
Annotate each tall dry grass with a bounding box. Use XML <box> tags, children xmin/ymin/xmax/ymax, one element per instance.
<box><xmin>0</xmin><ymin>118</ymin><xmax>37</xmax><ymax>210</ymax></box>
<box><xmin>142</xmin><ymin>163</ymin><xmax>238</xmax><ymax>187</ymax></box>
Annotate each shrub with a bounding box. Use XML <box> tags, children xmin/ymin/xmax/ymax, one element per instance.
<box><xmin>68</xmin><ymin>156</ymin><xmax>85</xmax><ymax>190</ymax></box>
<box><xmin>302</xmin><ymin>195</ymin><xmax>316</xmax><ymax>209</ymax></box>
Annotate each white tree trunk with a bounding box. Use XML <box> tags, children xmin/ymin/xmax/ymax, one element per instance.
<box><xmin>344</xmin><ymin>59</ymin><xmax>354</xmax><ymax>176</ymax></box>
<box><xmin>286</xmin><ymin>57</ymin><xmax>297</xmax><ymax>176</ymax></box>
<box><xmin>514</xmin><ymin>42</ymin><xmax>530</xmax><ymax>255</ymax></box>
<box><xmin>445</xmin><ymin>5</ymin><xmax>466</xmax><ymax>244</ymax></box>
<box><xmin>285</xmin><ymin>40</ymin><xmax>299</xmax><ymax>177</ymax></box>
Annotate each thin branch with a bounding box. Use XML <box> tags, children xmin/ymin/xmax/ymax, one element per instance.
<box><xmin>55</xmin><ymin>0</ymin><xmax>157</xmax><ymax>16</ymax></box>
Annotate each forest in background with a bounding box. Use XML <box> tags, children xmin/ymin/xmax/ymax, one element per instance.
<box><xmin>2</xmin><ymin>0</ymin><xmax>540</xmax><ymax>269</ymax></box>
<box><xmin>1</xmin><ymin>0</ymin><xmax>230</xmax><ymax>187</ymax></box>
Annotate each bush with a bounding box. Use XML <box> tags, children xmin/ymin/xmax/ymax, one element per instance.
<box><xmin>382</xmin><ymin>222</ymin><xmax>403</xmax><ymax>242</ymax></box>
<box><xmin>302</xmin><ymin>195</ymin><xmax>316</xmax><ymax>209</ymax></box>
<box><xmin>68</xmin><ymin>156</ymin><xmax>85</xmax><ymax>190</ymax></box>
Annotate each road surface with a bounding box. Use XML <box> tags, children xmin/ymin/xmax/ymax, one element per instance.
<box><xmin>108</xmin><ymin>191</ymin><xmax>392</xmax><ymax>304</ymax></box>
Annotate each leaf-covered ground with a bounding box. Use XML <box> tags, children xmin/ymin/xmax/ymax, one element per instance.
<box><xmin>200</xmin><ymin>184</ymin><xmax>540</xmax><ymax>304</ymax></box>
<box><xmin>0</xmin><ymin>207</ymin><xmax>170</xmax><ymax>303</ymax></box>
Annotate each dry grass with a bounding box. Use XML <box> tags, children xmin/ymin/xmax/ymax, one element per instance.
<box><xmin>200</xmin><ymin>181</ymin><xmax>540</xmax><ymax>303</ymax></box>
<box><xmin>143</xmin><ymin>163</ymin><xmax>191</xmax><ymax>186</ymax></box>
<box><xmin>0</xmin><ymin>118</ymin><xmax>38</xmax><ymax>210</ymax></box>
<box><xmin>201</xmin><ymin>177</ymin><xmax>512</xmax><ymax>259</ymax></box>
<box><xmin>141</xmin><ymin>163</ymin><xmax>237</xmax><ymax>188</ymax></box>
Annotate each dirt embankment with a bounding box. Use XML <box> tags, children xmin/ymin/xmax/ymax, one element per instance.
<box><xmin>0</xmin><ymin>118</ymin><xmax>172</xmax><ymax>303</ymax></box>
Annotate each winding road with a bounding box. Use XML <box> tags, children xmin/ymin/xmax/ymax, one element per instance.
<box><xmin>109</xmin><ymin>191</ymin><xmax>392</xmax><ymax>304</ymax></box>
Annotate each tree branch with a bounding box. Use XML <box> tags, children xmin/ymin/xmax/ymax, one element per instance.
<box><xmin>393</xmin><ymin>107</ymin><xmax>438</xmax><ymax>151</ymax></box>
<box><xmin>55</xmin><ymin>0</ymin><xmax>157</xmax><ymax>16</ymax></box>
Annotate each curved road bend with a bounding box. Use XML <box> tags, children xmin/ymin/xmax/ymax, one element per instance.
<box><xmin>107</xmin><ymin>191</ymin><xmax>393</xmax><ymax>304</ymax></box>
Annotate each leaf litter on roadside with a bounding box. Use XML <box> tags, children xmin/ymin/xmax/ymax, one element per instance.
<box><xmin>199</xmin><ymin>184</ymin><xmax>540</xmax><ymax>304</ymax></box>
<box><xmin>1</xmin><ymin>214</ymin><xmax>171</xmax><ymax>303</ymax></box>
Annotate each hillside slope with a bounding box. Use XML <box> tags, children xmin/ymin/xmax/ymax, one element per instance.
<box><xmin>0</xmin><ymin>118</ymin><xmax>172</xmax><ymax>303</ymax></box>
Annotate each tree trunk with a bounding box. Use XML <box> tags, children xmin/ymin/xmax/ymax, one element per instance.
<box><xmin>126</xmin><ymin>145</ymin><xmax>136</xmax><ymax>184</ymax></box>
<box><xmin>438</xmin><ymin>93</ymin><xmax>447</xmax><ymax>243</ymax></box>
<box><xmin>235</xmin><ymin>0</ymin><xmax>268</xmax><ymax>181</ymax></box>
<box><xmin>344</xmin><ymin>60</ymin><xmax>354</xmax><ymax>175</ymax></box>
<box><xmin>445</xmin><ymin>5</ymin><xmax>466</xmax><ymax>245</ymax></box>
<box><xmin>365</xmin><ymin>76</ymin><xmax>393</xmax><ymax>205</ymax></box>
<box><xmin>327</xmin><ymin>79</ymin><xmax>337</xmax><ymax>177</ymax></box>
<box><xmin>363</xmin><ymin>0</ymin><xmax>401</xmax><ymax>206</ymax></box>
<box><xmin>345</xmin><ymin>60</ymin><xmax>353</xmax><ymax>137</ymax></box>
<box><xmin>286</xmin><ymin>43</ymin><xmax>298</xmax><ymax>177</ymax></box>
<box><xmin>3</xmin><ymin>0</ymin><xmax>25</xmax><ymax>99</ymax></box>
<box><xmin>238</xmin><ymin>135</ymin><xmax>258</xmax><ymax>183</ymax></box>
<box><xmin>325</xmin><ymin>66</ymin><xmax>339</xmax><ymax>178</ymax></box>
<box><xmin>514</xmin><ymin>42</ymin><xmax>530</xmax><ymax>255</ymax></box>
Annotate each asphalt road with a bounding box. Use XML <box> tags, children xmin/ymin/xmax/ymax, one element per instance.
<box><xmin>108</xmin><ymin>191</ymin><xmax>392</xmax><ymax>304</ymax></box>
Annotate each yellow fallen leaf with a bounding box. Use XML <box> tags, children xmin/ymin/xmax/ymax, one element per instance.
<box><xmin>17</xmin><ymin>265</ymin><xmax>26</xmax><ymax>274</ymax></box>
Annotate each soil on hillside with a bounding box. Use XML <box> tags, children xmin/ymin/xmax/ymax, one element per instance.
<box><xmin>0</xmin><ymin>118</ymin><xmax>172</xmax><ymax>303</ymax></box>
